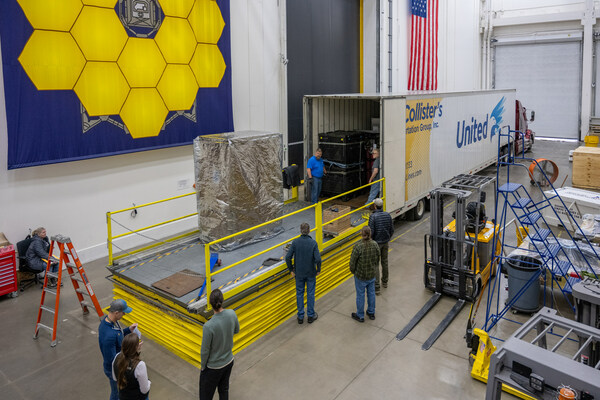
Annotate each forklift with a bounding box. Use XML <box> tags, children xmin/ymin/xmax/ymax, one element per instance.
<box><xmin>397</xmin><ymin>174</ymin><xmax>500</xmax><ymax>350</ymax></box>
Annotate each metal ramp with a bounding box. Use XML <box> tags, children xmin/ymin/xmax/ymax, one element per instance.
<box><xmin>483</xmin><ymin>127</ymin><xmax>600</xmax><ymax>333</ymax></box>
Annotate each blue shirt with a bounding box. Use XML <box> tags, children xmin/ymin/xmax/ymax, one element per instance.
<box><xmin>307</xmin><ymin>156</ymin><xmax>324</xmax><ymax>178</ymax></box>
<box><xmin>98</xmin><ymin>316</ymin><xmax>131</xmax><ymax>379</ymax></box>
<box><xmin>286</xmin><ymin>234</ymin><xmax>322</xmax><ymax>278</ymax></box>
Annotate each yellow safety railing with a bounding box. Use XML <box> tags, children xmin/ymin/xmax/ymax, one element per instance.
<box><xmin>106</xmin><ymin>192</ymin><xmax>197</xmax><ymax>266</ymax></box>
<box><xmin>202</xmin><ymin>177</ymin><xmax>386</xmax><ymax>310</ymax></box>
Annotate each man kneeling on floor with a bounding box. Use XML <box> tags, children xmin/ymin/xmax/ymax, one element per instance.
<box><xmin>286</xmin><ymin>222</ymin><xmax>321</xmax><ymax>324</ymax></box>
<box><xmin>349</xmin><ymin>226</ymin><xmax>380</xmax><ymax>322</ymax></box>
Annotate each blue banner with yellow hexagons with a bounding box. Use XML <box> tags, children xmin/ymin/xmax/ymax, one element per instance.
<box><xmin>0</xmin><ymin>0</ymin><xmax>233</xmax><ymax>169</ymax></box>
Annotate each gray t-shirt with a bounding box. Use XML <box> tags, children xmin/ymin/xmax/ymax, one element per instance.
<box><xmin>372</xmin><ymin>158</ymin><xmax>380</xmax><ymax>180</ymax></box>
<box><xmin>201</xmin><ymin>309</ymin><xmax>240</xmax><ymax>370</ymax></box>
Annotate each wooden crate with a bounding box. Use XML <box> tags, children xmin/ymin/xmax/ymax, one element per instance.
<box><xmin>572</xmin><ymin>146</ymin><xmax>600</xmax><ymax>190</ymax></box>
<box><xmin>323</xmin><ymin>205</ymin><xmax>351</xmax><ymax>234</ymax></box>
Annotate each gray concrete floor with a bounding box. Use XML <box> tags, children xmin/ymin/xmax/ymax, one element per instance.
<box><xmin>0</xmin><ymin>139</ymin><xmax>583</xmax><ymax>399</ymax></box>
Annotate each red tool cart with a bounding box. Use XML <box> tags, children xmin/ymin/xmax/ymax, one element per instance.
<box><xmin>0</xmin><ymin>245</ymin><xmax>18</xmax><ymax>297</ymax></box>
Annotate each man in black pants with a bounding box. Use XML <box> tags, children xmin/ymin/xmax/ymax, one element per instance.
<box><xmin>200</xmin><ymin>289</ymin><xmax>240</xmax><ymax>400</ymax></box>
<box><xmin>368</xmin><ymin>198</ymin><xmax>394</xmax><ymax>295</ymax></box>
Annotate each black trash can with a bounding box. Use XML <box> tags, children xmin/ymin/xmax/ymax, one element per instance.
<box><xmin>506</xmin><ymin>255</ymin><xmax>542</xmax><ymax>313</ymax></box>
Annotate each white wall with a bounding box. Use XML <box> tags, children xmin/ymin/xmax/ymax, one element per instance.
<box><xmin>0</xmin><ymin>1</ymin><xmax>283</xmax><ymax>263</ymax></box>
<box><xmin>363</xmin><ymin>0</ymin><xmax>481</xmax><ymax>94</ymax></box>
<box><xmin>438</xmin><ymin>0</ymin><xmax>481</xmax><ymax>91</ymax></box>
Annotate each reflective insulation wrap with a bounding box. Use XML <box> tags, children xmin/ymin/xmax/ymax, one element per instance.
<box><xmin>193</xmin><ymin>131</ymin><xmax>284</xmax><ymax>251</ymax></box>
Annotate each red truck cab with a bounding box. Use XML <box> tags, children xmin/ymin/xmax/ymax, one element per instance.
<box><xmin>514</xmin><ymin>100</ymin><xmax>535</xmax><ymax>155</ymax></box>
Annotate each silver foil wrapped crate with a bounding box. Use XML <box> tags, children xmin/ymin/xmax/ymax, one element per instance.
<box><xmin>193</xmin><ymin>131</ymin><xmax>284</xmax><ymax>251</ymax></box>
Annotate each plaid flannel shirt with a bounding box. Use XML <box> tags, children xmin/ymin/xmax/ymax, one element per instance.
<box><xmin>349</xmin><ymin>239</ymin><xmax>380</xmax><ymax>281</ymax></box>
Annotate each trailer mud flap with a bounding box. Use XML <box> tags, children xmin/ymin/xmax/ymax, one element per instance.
<box><xmin>421</xmin><ymin>299</ymin><xmax>465</xmax><ymax>350</ymax></box>
<box><xmin>396</xmin><ymin>292</ymin><xmax>442</xmax><ymax>341</ymax></box>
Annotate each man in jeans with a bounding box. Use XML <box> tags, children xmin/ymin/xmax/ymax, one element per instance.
<box><xmin>349</xmin><ymin>226</ymin><xmax>380</xmax><ymax>322</ymax></box>
<box><xmin>368</xmin><ymin>198</ymin><xmax>394</xmax><ymax>295</ymax></box>
<box><xmin>365</xmin><ymin>148</ymin><xmax>380</xmax><ymax>205</ymax></box>
<box><xmin>286</xmin><ymin>223</ymin><xmax>321</xmax><ymax>324</ymax></box>
<box><xmin>306</xmin><ymin>148</ymin><xmax>326</xmax><ymax>204</ymax></box>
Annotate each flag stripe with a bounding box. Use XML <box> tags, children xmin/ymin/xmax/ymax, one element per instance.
<box><xmin>409</xmin><ymin>0</ymin><xmax>438</xmax><ymax>91</ymax></box>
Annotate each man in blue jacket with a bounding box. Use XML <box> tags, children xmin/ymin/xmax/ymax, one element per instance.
<box><xmin>98</xmin><ymin>299</ymin><xmax>138</xmax><ymax>400</ymax></box>
<box><xmin>286</xmin><ymin>223</ymin><xmax>322</xmax><ymax>324</ymax></box>
<box><xmin>368</xmin><ymin>198</ymin><xmax>395</xmax><ymax>295</ymax></box>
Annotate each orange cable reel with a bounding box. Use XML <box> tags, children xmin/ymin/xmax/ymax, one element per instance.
<box><xmin>528</xmin><ymin>158</ymin><xmax>559</xmax><ymax>186</ymax></box>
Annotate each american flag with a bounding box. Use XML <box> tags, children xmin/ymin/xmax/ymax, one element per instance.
<box><xmin>408</xmin><ymin>0</ymin><xmax>439</xmax><ymax>91</ymax></box>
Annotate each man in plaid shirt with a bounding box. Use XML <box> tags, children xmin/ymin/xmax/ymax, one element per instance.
<box><xmin>349</xmin><ymin>226</ymin><xmax>380</xmax><ymax>322</ymax></box>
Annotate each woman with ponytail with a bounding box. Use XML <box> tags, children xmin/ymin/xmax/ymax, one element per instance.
<box><xmin>199</xmin><ymin>289</ymin><xmax>240</xmax><ymax>399</ymax></box>
<box><xmin>112</xmin><ymin>333</ymin><xmax>151</xmax><ymax>400</ymax></box>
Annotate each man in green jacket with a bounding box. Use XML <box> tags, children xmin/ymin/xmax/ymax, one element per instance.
<box><xmin>349</xmin><ymin>226</ymin><xmax>380</xmax><ymax>322</ymax></box>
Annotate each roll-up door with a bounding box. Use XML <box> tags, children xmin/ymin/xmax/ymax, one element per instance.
<box><xmin>494</xmin><ymin>41</ymin><xmax>581</xmax><ymax>139</ymax></box>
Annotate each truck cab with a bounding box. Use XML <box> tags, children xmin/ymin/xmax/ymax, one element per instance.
<box><xmin>514</xmin><ymin>100</ymin><xmax>535</xmax><ymax>155</ymax></box>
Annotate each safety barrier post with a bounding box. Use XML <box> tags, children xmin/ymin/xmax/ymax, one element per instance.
<box><xmin>106</xmin><ymin>212</ymin><xmax>113</xmax><ymax>266</ymax></box>
<box><xmin>205</xmin><ymin>244</ymin><xmax>212</xmax><ymax>311</ymax></box>
<box><xmin>315</xmin><ymin>203</ymin><xmax>323</xmax><ymax>250</ymax></box>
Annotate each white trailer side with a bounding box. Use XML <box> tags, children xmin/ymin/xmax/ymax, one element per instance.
<box><xmin>303</xmin><ymin>90</ymin><xmax>516</xmax><ymax>218</ymax></box>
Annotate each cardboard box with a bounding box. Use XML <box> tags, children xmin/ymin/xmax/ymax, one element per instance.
<box><xmin>324</xmin><ymin>205</ymin><xmax>351</xmax><ymax>235</ymax></box>
<box><xmin>0</xmin><ymin>232</ymin><xmax>10</xmax><ymax>248</ymax></box>
<box><xmin>572</xmin><ymin>146</ymin><xmax>600</xmax><ymax>190</ymax></box>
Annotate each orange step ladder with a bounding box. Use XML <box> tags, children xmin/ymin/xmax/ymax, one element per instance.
<box><xmin>34</xmin><ymin>234</ymin><xmax>103</xmax><ymax>347</ymax></box>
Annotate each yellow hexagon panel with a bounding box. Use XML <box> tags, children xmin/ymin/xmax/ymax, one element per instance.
<box><xmin>18</xmin><ymin>30</ymin><xmax>86</xmax><ymax>90</ymax></box>
<box><xmin>188</xmin><ymin>0</ymin><xmax>225</xmax><ymax>44</ymax></box>
<box><xmin>81</xmin><ymin>0</ymin><xmax>116</xmax><ymax>6</ymax></box>
<box><xmin>17</xmin><ymin>0</ymin><xmax>83</xmax><ymax>31</ymax></box>
<box><xmin>121</xmin><ymin>88</ymin><xmax>168</xmax><ymax>138</ymax></box>
<box><xmin>155</xmin><ymin>17</ymin><xmax>196</xmax><ymax>64</ymax></box>
<box><xmin>158</xmin><ymin>0</ymin><xmax>194</xmax><ymax>18</ymax></box>
<box><xmin>157</xmin><ymin>65</ymin><xmax>198</xmax><ymax>111</ymax></box>
<box><xmin>71</xmin><ymin>6</ymin><xmax>128</xmax><ymax>62</ymax></box>
<box><xmin>118</xmin><ymin>38</ymin><xmax>166</xmax><ymax>88</ymax></box>
<box><xmin>74</xmin><ymin>62</ymin><xmax>130</xmax><ymax>116</ymax></box>
<box><xmin>189</xmin><ymin>44</ymin><xmax>225</xmax><ymax>88</ymax></box>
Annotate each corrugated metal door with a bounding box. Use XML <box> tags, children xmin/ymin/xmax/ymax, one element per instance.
<box><xmin>494</xmin><ymin>41</ymin><xmax>581</xmax><ymax>139</ymax></box>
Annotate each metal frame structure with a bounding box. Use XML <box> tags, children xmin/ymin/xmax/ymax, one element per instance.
<box><xmin>486</xmin><ymin>307</ymin><xmax>600</xmax><ymax>399</ymax></box>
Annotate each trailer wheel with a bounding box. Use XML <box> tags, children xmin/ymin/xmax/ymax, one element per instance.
<box><xmin>408</xmin><ymin>198</ymin><xmax>426</xmax><ymax>221</ymax></box>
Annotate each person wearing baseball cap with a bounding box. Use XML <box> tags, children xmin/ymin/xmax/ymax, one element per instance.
<box><xmin>98</xmin><ymin>299</ymin><xmax>138</xmax><ymax>400</ymax></box>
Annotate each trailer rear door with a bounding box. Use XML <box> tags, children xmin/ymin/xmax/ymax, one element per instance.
<box><xmin>382</xmin><ymin>98</ymin><xmax>406</xmax><ymax>212</ymax></box>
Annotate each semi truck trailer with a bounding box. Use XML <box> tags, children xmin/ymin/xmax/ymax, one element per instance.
<box><xmin>304</xmin><ymin>90</ymin><xmax>517</xmax><ymax>219</ymax></box>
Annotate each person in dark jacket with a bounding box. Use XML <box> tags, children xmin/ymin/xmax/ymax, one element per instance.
<box><xmin>112</xmin><ymin>333</ymin><xmax>150</xmax><ymax>400</ymax></box>
<box><xmin>99</xmin><ymin>299</ymin><xmax>138</xmax><ymax>400</ymax></box>
<box><xmin>286</xmin><ymin>223</ymin><xmax>322</xmax><ymax>324</ymax></box>
<box><xmin>25</xmin><ymin>227</ymin><xmax>58</xmax><ymax>286</ymax></box>
<box><xmin>349</xmin><ymin>226</ymin><xmax>380</xmax><ymax>322</ymax></box>
<box><xmin>368</xmin><ymin>198</ymin><xmax>394</xmax><ymax>295</ymax></box>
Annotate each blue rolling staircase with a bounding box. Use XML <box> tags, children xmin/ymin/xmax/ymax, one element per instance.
<box><xmin>483</xmin><ymin>128</ymin><xmax>600</xmax><ymax>333</ymax></box>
